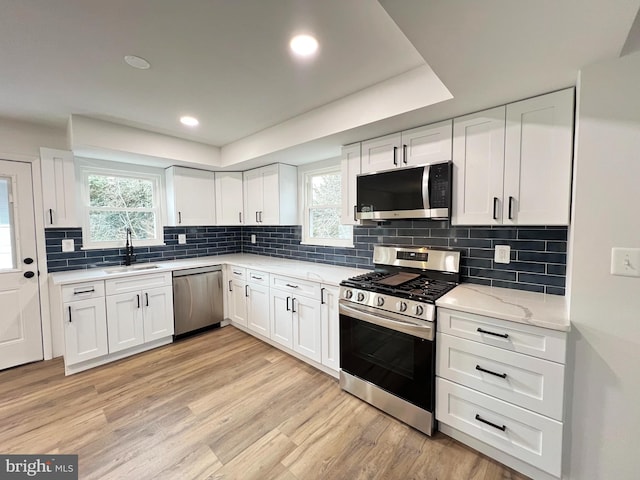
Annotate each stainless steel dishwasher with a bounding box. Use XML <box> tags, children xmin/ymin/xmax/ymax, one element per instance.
<box><xmin>172</xmin><ymin>265</ymin><xmax>224</xmax><ymax>337</ymax></box>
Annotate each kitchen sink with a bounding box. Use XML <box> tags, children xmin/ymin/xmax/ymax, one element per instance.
<box><xmin>104</xmin><ymin>264</ymin><xmax>161</xmax><ymax>274</ymax></box>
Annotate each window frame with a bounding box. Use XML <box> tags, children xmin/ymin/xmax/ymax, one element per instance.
<box><xmin>77</xmin><ymin>159</ymin><xmax>166</xmax><ymax>250</ymax></box>
<box><xmin>299</xmin><ymin>161</ymin><xmax>353</xmax><ymax>248</ymax></box>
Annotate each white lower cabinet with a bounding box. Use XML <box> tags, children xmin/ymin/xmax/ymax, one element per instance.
<box><xmin>320</xmin><ymin>284</ymin><xmax>340</xmax><ymax>372</ymax></box>
<box><xmin>246</xmin><ymin>270</ymin><xmax>270</xmax><ymax>337</ymax></box>
<box><xmin>226</xmin><ymin>266</ymin><xmax>248</xmax><ymax>327</ymax></box>
<box><xmin>291</xmin><ymin>295</ymin><xmax>321</xmax><ymax>363</ymax></box>
<box><xmin>64</xmin><ymin>296</ymin><xmax>108</xmax><ymax>365</ymax></box>
<box><xmin>436</xmin><ymin>307</ymin><xmax>567</xmax><ymax>479</ymax></box>
<box><xmin>270</xmin><ymin>289</ymin><xmax>294</xmax><ymax>348</ymax></box>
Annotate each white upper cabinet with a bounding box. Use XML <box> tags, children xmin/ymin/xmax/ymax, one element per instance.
<box><xmin>503</xmin><ymin>88</ymin><xmax>574</xmax><ymax>225</ymax></box>
<box><xmin>452</xmin><ymin>88</ymin><xmax>574</xmax><ymax>226</ymax></box>
<box><xmin>401</xmin><ymin>120</ymin><xmax>453</xmax><ymax>167</ymax></box>
<box><xmin>166</xmin><ymin>166</ymin><xmax>216</xmax><ymax>226</ymax></box>
<box><xmin>40</xmin><ymin>148</ymin><xmax>78</xmax><ymax>227</ymax></box>
<box><xmin>360</xmin><ymin>120</ymin><xmax>453</xmax><ymax>173</ymax></box>
<box><xmin>340</xmin><ymin>143</ymin><xmax>361</xmax><ymax>225</ymax></box>
<box><xmin>215</xmin><ymin>171</ymin><xmax>244</xmax><ymax>225</ymax></box>
<box><xmin>452</xmin><ymin>107</ymin><xmax>506</xmax><ymax>226</ymax></box>
<box><xmin>243</xmin><ymin>163</ymin><xmax>297</xmax><ymax>225</ymax></box>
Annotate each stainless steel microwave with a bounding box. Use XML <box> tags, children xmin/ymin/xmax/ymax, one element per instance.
<box><xmin>356</xmin><ymin>161</ymin><xmax>452</xmax><ymax>221</ymax></box>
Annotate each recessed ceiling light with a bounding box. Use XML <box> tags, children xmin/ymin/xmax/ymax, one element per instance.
<box><xmin>124</xmin><ymin>55</ymin><xmax>151</xmax><ymax>70</ymax></box>
<box><xmin>289</xmin><ymin>34</ymin><xmax>318</xmax><ymax>57</ymax></box>
<box><xmin>180</xmin><ymin>116</ymin><xmax>199</xmax><ymax>127</ymax></box>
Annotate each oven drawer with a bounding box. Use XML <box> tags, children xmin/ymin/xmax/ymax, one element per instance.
<box><xmin>271</xmin><ymin>274</ymin><xmax>320</xmax><ymax>299</ymax></box>
<box><xmin>437</xmin><ymin>308</ymin><xmax>566</xmax><ymax>363</ymax></box>
<box><xmin>437</xmin><ymin>333</ymin><xmax>564</xmax><ymax>420</ymax></box>
<box><xmin>436</xmin><ymin>378</ymin><xmax>562</xmax><ymax>477</ymax></box>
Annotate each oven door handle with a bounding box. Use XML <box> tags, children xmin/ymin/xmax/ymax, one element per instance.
<box><xmin>339</xmin><ymin>302</ymin><xmax>434</xmax><ymax>341</ymax></box>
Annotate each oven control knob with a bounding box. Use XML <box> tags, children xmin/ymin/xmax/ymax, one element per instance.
<box><xmin>344</xmin><ymin>289</ymin><xmax>353</xmax><ymax>299</ymax></box>
<box><xmin>396</xmin><ymin>301</ymin><xmax>407</xmax><ymax>312</ymax></box>
<box><xmin>356</xmin><ymin>292</ymin><xmax>366</xmax><ymax>302</ymax></box>
<box><xmin>376</xmin><ymin>296</ymin><xmax>385</xmax><ymax>307</ymax></box>
<box><xmin>414</xmin><ymin>305</ymin><xmax>424</xmax><ymax>316</ymax></box>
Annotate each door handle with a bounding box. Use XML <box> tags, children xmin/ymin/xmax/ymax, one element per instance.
<box><xmin>24</xmin><ymin>257</ymin><xmax>34</xmax><ymax>264</ymax></box>
<box><xmin>24</xmin><ymin>271</ymin><xmax>35</xmax><ymax>279</ymax></box>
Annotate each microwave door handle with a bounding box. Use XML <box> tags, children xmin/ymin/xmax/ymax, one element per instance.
<box><xmin>422</xmin><ymin>166</ymin><xmax>431</xmax><ymax>210</ymax></box>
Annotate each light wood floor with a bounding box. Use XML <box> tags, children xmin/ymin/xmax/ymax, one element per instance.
<box><xmin>0</xmin><ymin>327</ymin><xmax>530</xmax><ymax>480</ymax></box>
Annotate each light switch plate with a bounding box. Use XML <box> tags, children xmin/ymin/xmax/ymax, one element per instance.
<box><xmin>61</xmin><ymin>239</ymin><xmax>74</xmax><ymax>252</ymax></box>
<box><xmin>494</xmin><ymin>245</ymin><xmax>511</xmax><ymax>264</ymax></box>
<box><xmin>611</xmin><ymin>248</ymin><xmax>640</xmax><ymax>277</ymax></box>
<box><xmin>251</xmin><ymin>234</ymin><xmax>256</xmax><ymax>244</ymax></box>
<box><xmin>178</xmin><ymin>234</ymin><xmax>187</xmax><ymax>244</ymax></box>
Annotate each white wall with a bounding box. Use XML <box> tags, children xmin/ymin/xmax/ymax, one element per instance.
<box><xmin>0</xmin><ymin>117</ymin><xmax>66</xmax><ymax>159</ymax></box>
<box><xmin>566</xmin><ymin>51</ymin><xmax>640</xmax><ymax>479</ymax></box>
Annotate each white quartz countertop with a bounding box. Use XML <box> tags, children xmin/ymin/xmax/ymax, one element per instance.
<box><xmin>48</xmin><ymin>254</ymin><xmax>369</xmax><ymax>287</ymax></box>
<box><xmin>436</xmin><ymin>283</ymin><xmax>570</xmax><ymax>332</ymax></box>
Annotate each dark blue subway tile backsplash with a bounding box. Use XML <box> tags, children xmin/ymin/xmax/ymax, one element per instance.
<box><xmin>46</xmin><ymin>220</ymin><xmax>568</xmax><ymax>295</ymax></box>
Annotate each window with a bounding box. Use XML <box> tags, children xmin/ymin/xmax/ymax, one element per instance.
<box><xmin>78</xmin><ymin>160</ymin><xmax>164</xmax><ymax>249</ymax></box>
<box><xmin>301</xmin><ymin>165</ymin><xmax>352</xmax><ymax>247</ymax></box>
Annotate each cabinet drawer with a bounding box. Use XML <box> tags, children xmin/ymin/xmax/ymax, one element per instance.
<box><xmin>62</xmin><ymin>281</ymin><xmax>105</xmax><ymax>303</ymax></box>
<box><xmin>437</xmin><ymin>333</ymin><xmax>564</xmax><ymax>420</ymax></box>
<box><xmin>247</xmin><ymin>270</ymin><xmax>269</xmax><ymax>285</ymax></box>
<box><xmin>436</xmin><ymin>378</ymin><xmax>562</xmax><ymax>477</ymax></box>
<box><xmin>271</xmin><ymin>274</ymin><xmax>320</xmax><ymax>299</ymax></box>
<box><xmin>228</xmin><ymin>266</ymin><xmax>246</xmax><ymax>280</ymax></box>
<box><xmin>105</xmin><ymin>272</ymin><xmax>172</xmax><ymax>295</ymax></box>
<box><xmin>438</xmin><ymin>308</ymin><xmax>566</xmax><ymax>363</ymax></box>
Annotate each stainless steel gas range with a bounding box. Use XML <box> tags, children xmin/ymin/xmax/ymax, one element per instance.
<box><xmin>339</xmin><ymin>244</ymin><xmax>461</xmax><ymax>436</ymax></box>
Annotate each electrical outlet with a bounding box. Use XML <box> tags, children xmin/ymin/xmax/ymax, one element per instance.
<box><xmin>251</xmin><ymin>234</ymin><xmax>256</xmax><ymax>244</ymax></box>
<box><xmin>611</xmin><ymin>248</ymin><xmax>640</xmax><ymax>277</ymax></box>
<box><xmin>494</xmin><ymin>245</ymin><xmax>511</xmax><ymax>264</ymax></box>
<box><xmin>178</xmin><ymin>234</ymin><xmax>187</xmax><ymax>245</ymax></box>
<box><xmin>61</xmin><ymin>239</ymin><xmax>74</xmax><ymax>252</ymax></box>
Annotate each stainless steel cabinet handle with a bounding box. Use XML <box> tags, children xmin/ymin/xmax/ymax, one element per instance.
<box><xmin>286</xmin><ymin>296</ymin><xmax>291</xmax><ymax>311</ymax></box>
<box><xmin>353</xmin><ymin>205</ymin><xmax>357</xmax><ymax>221</ymax></box>
<box><xmin>228</xmin><ymin>280</ymin><xmax>233</xmax><ymax>292</ymax></box>
<box><xmin>245</xmin><ymin>285</ymin><xmax>249</xmax><ymax>297</ymax></box>
<box><xmin>255</xmin><ymin>211</ymin><xmax>259</xmax><ymax>223</ymax></box>
<box><xmin>259</xmin><ymin>211</ymin><xmax>263</xmax><ymax>222</ymax></box>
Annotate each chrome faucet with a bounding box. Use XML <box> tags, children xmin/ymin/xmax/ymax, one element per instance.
<box><xmin>124</xmin><ymin>228</ymin><xmax>135</xmax><ymax>266</ymax></box>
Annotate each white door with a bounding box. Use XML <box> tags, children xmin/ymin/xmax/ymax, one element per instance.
<box><xmin>292</xmin><ymin>295</ymin><xmax>322</xmax><ymax>362</ymax></box>
<box><xmin>320</xmin><ymin>285</ymin><xmax>340</xmax><ymax>371</ymax></box>
<box><xmin>361</xmin><ymin>133</ymin><xmax>402</xmax><ymax>173</ymax></box>
<box><xmin>504</xmin><ymin>88</ymin><xmax>574</xmax><ymax>226</ymax></box>
<box><xmin>246</xmin><ymin>283</ymin><xmax>270</xmax><ymax>337</ymax></box>
<box><xmin>401</xmin><ymin>120</ymin><xmax>453</xmax><ymax>167</ymax></box>
<box><xmin>0</xmin><ymin>160</ymin><xmax>43</xmax><ymax>370</ymax></box>
<box><xmin>270</xmin><ymin>289</ymin><xmax>293</xmax><ymax>348</ymax></box>
<box><xmin>106</xmin><ymin>292</ymin><xmax>145</xmax><ymax>353</ymax></box>
<box><xmin>143</xmin><ymin>285</ymin><xmax>174</xmax><ymax>342</ymax></box>
<box><xmin>451</xmin><ymin>106</ymin><xmax>506</xmax><ymax>225</ymax></box>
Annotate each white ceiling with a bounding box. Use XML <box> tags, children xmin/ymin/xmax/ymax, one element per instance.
<box><xmin>1</xmin><ymin>0</ymin><xmax>640</xmax><ymax>167</ymax></box>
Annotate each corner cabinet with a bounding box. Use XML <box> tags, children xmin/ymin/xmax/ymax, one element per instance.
<box><xmin>360</xmin><ymin>120</ymin><xmax>452</xmax><ymax>173</ymax></box>
<box><xmin>340</xmin><ymin>143</ymin><xmax>361</xmax><ymax>225</ymax></box>
<box><xmin>40</xmin><ymin>148</ymin><xmax>78</xmax><ymax>227</ymax></box>
<box><xmin>215</xmin><ymin>171</ymin><xmax>244</xmax><ymax>225</ymax></box>
<box><xmin>166</xmin><ymin>166</ymin><xmax>216</xmax><ymax>226</ymax></box>
<box><xmin>243</xmin><ymin>164</ymin><xmax>297</xmax><ymax>225</ymax></box>
<box><xmin>452</xmin><ymin>88</ymin><xmax>574</xmax><ymax>226</ymax></box>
